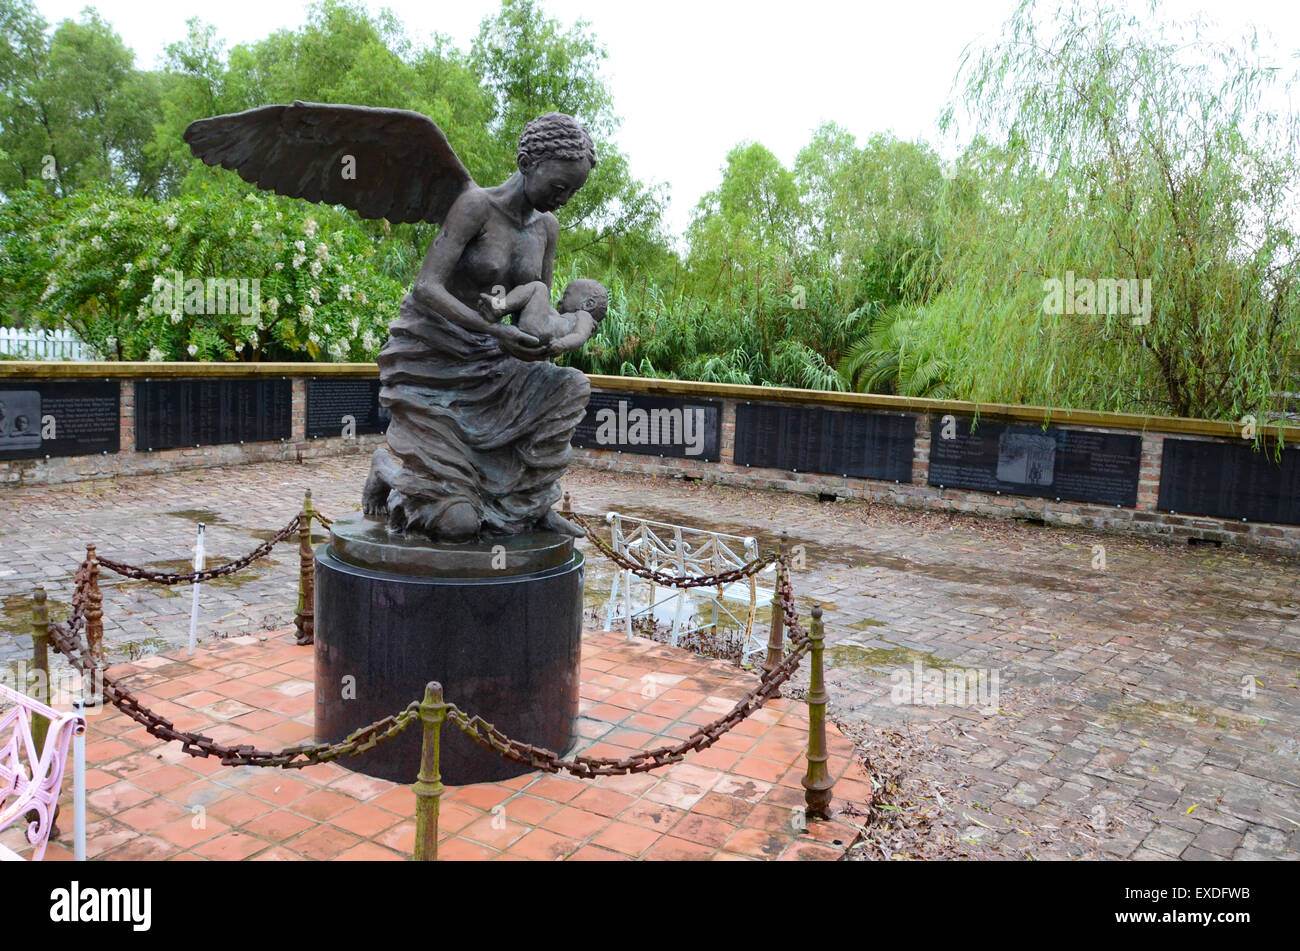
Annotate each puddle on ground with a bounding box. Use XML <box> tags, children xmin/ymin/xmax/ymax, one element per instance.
<box><xmin>1102</xmin><ymin>699</ymin><xmax>1259</xmax><ymax>732</ymax></box>
<box><xmin>827</xmin><ymin>641</ymin><xmax>965</xmax><ymax>675</ymax></box>
<box><xmin>115</xmin><ymin>635</ymin><xmax>173</xmax><ymax>663</ymax></box>
<box><xmin>849</xmin><ymin>618</ymin><xmax>887</xmax><ymax>630</ymax></box>
<box><xmin>1</xmin><ymin>592</ymin><xmax>72</xmax><ymax>636</ymax></box>
<box><xmin>129</xmin><ymin>557</ymin><xmax>266</xmax><ymax>588</ymax></box>
<box><xmin>250</xmin><ymin>529</ymin><xmax>329</xmax><ymax>544</ymax></box>
<box><xmin>580</xmin><ymin>551</ymin><xmax>835</xmax><ymax>644</ymax></box>
<box><xmin>165</xmin><ymin>509</ymin><xmax>227</xmax><ymax>525</ymax></box>
<box><xmin>110</xmin><ymin>579</ymin><xmax>181</xmax><ymax>598</ymax></box>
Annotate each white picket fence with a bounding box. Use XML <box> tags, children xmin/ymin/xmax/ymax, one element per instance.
<box><xmin>0</xmin><ymin>327</ymin><xmax>95</xmax><ymax>361</ymax></box>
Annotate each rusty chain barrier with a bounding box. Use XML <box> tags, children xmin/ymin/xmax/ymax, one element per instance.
<box><xmin>28</xmin><ymin>491</ymin><xmax>832</xmax><ymax>859</ymax></box>
<box><xmin>567</xmin><ymin>510</ymin><xmax>779</xmax><ymax>590</ymax></box>
<box><xmin>95</xmin><ymin>516</ymin><xmax>301</xmax><ymax>586</ymax></box>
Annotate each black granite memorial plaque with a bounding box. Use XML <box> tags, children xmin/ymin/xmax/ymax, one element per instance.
<box><xmin>573</xmin><ymin>392</ymin><xmax>720</xmax><ymax>462</ymax></box>
<box><xmin>305</xmin><ymin>379</ymin><xmax>388</xmax><ymax>439</ymax></box>
<box><xmin>1158</xmin><ymin>438</ymin><xmax>1300</xmax><ymax>525</ymax></box>
<box><xmin>928</xmin><ymin>418</ymin><xmax>1141</xmax><ymax>507</ymax></box>
<box><xmin>0</xmin><ymin>381</ymin><xmax>119</xmax><ymax>461</ymax></box>
<box><xmin>135</xmin><ymin>378</ymin><xmax>291</xmax><ymax>452</ymax></box>
<box><xmin>733</xmin><ymin>403</ymin><xmax>915</xmax><ymax>482</ymax></box>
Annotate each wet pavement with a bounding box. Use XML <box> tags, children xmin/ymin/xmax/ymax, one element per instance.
<box><xmin>1</xmin><ymin>456</ymin><xmax>1297</xmax><ymax>860</ymax></box>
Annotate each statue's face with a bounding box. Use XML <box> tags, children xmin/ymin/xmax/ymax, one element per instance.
<box><xmin>521</xmin><ymin>156</ymin><xmax>591</xmax><ymax>212</ymax></box>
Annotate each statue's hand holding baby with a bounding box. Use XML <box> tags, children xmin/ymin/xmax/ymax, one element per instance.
<box><xmin>478</xmin><ymin>289</ymin><xmax>509</xmax><ymax>319</ymax></box>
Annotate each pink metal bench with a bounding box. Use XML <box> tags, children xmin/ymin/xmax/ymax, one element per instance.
<box><xmin>0</xmin><ymin>683</ymin><xmax>84</xmax><ymax>861</ymax></box>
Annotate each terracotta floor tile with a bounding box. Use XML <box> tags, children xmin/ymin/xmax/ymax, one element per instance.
<box><xmin>87</xmin><ymin>781</ymin><xmax>154</xmax><ymax>814</ymax></box>
<box><xmin>286</xmin><ymin>824</ymin><xmax>364</xmax><ymax>861</ymax></box>
<box><xmin>450</xmin><ymin>782</ymin><xmax>514</xmax><ymax>812</ymax></box>
<box><xmin>459</xmin><ymin>814</ymin><xmax>530</xmax><ymax>850</ymax></box>
<box><xmin>247</xmin><ymin>775</ymin><xmax>313</xmax><ymax>806</ymax></box>
<box><xmin>243</xmin><ymin>809</ymin><xmax>316</xmax><ymax>843</ymax></box>
<box><xmin>670</xmin><ymin>813</ymin><xmax>740</xmax><ymax>848</ymax></box>
<box><xmin>97</xmin><ymin>835</ymin><xmax>175</xmax><ymax>861</ymax></box>
<box><xmin>438</xmin><ymin>837</ymin><xmax>499</xmax><ymax>861</ymax></box>
<box><xmin>191</xmin><ymin>832</ymin><xmax>267</xmax><ymax>861</ymax></box>
<box><xmin>543</xmin><ymin>806</ymin><xmax>610</xmax><ymax>841</ymax></box>
<box><xmin>746</xmin><ymin>803</ymin><xmax>801</xmax><ymax>835</ymax></box>
<box><xmin>722</xmin><ymin>826</ymin><xmax>790</xmax><ymax>860</ymax></box>
<box><xmin>201</xmin><ymin>793</ymin><xmax>274</xmax><ymax>827</ymax></box>
<box><xmin>731</xmin><ymin>757</ymin><xmax>788</xmax><ymax>784</ymax></box>
<box><xmin>377</xmin><ymin>820</ymin><xmax>416</xmax><ymax>854</ymax></box>
<box><xmin>567</xmin><ymin>844</ymin><xmax>630</xmax><ymax>861</ymax></box>
<box><xmin>498</xmin><ymin>794</ymin><xmax>561</xmax><ymax>826</ymax></box>
<box><xmin>643</xmin><ymin>836</ymin><xmax>717</xmax><ymax>861</ymax></box>
<box><xmin>509</xmin><ymin>828</ymin><xmax>582</xmax><ymax>861</ymax></box>
<box><xmin>571</xmin><ymin>785</ymin><xmax>636</xmax><ymax>819</ymax></box>
<box><xmin>248</xmin><ymin>846</ymin><xmax>307</xmax><ymax>861</ymax></box>
<box><xmin>331</xmin><ymin>804</ymin><xmax>402</xmax><ymax>837</ymax></box>
<box><xmin>591</xmin><ymin>821</ymin><xmax>659</xmax><ymax>857</ymax></box>
<box><xmin>370</xmin><ymin>784</ymin><xmax>416</xmax><ymax>815</ymax></box>
<box><xmin>336</xmin><ymin>842</ymin><xmax>408</xmax><ymax>861</ymax></box>
<box><xmin>154</xmin><ymin>814</ymin><xmax>230</xmax><ymax>850</ymax></box>
<box><xmin>133</xmin><ymin>764</ymin><xmax>201</xmax><ymax>794</ymax></box>
<box><xmin>327</xmin><ymin>771</ymin><xmax>396</xmax><ymax>802</ymax></box>
<box><xmin>115</xmin><ymin>798</ymin><xmax>189</xmax><ymax>832</ymax></box>
<box><xmin>779</xmin><ymin>840</ymin><xmax>846</xmax><ymax>861</ymax></box>
<box><xmin>619</xmin><ymin>799</ymin><xmax>688</xmax><ymax>833</ymax></box>
<box><xmin>525</xmin><ymin>775</ymin><xmax>588</xmax><ymax>804</ymax></box>
<box><xmin>643</xmin><ymin>781</ymin><xmax>707</xmax><ymax>811</ymax></box>
<box><xmin>291</xmin><ymin>789</ymin><xmax>357</xmax><ymax>822</ymax></box>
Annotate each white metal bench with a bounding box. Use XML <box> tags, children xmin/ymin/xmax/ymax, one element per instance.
<box><xmin>601</xmin><ymin>512</ymin><xmax>775</xmax><ymax>667</ymax></box>
<box><xmin>0</xmin><ymin>683</ymin><xmax>85</xmax><ymax>861</ymax></box>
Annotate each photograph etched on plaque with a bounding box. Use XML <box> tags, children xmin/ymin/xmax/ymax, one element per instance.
<box><xmin>996</xmin><ymin>432</ymin><xmax>1056</xmax><ymax>486</ymax></box>
<box><xmin>573</xmin><ymin>392</ymin><xmax>720</xmax><ymax>461</ymax></box>
<box><xmin>0</xmin><ymin>390</ymin><xmax>41</xmax><ymax>453</ymax></box>
<box><xmin>929</xmin><ymin>418</ymin><xmax>1141</xmax><ymax>507</ymax></box>
<box><xmin>733</xmin><ymin>403</ymin><xmax>915</xmax><ymax>482</ymax></box>
<box><xmin>0</xmin><ymin>382</ymin><xmax>120</xmax><ymax>461</ymax></box>
<box><xmin>1158</xmin><ymin>438</ymin><xmax>1300</xmax><ymax>525</ymax></box>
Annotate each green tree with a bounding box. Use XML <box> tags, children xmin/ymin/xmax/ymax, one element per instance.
<box><xmin>928</xmin><ymin>0</ymin><xmax>1300</xmax><ymax>421</ymax></box>
<box><xmin>0</xmin><ymin>2</ymin><xmax>161</xmax><ymax>197</ymax></box>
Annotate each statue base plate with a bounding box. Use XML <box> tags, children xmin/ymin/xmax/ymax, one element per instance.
<box><xmin>314</xmin><ymin>514</ymin><xmax>583</xmax><ymax>785</ymax></box>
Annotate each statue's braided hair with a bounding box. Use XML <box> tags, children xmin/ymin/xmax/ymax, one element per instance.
<box><xmin>518</xmin><ymin>113</ymin><xmax>598</xmax><ymax>169</ymax></box>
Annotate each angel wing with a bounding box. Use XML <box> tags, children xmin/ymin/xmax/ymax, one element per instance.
<box><xmin>184</xmin><ymin>101</ymin><xmax>476</xmax><ymax>225</ymax></box>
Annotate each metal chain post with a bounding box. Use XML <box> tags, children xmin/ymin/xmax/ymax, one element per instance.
<box><xmin>763</xmin><ymin>532</ymin><xmax>789</xmax><ymax>677</ymax></box>
<box><xmin>85</xmin><ymin>545</ymin><xmax>104</xmax><ymax>671</ymax></box>
<box><xmin>801</xmin><ymin>604</ymin><xmax>834</xmax><ymax>819</ymax></box>
<box><xmin>29</xmin><ymin>586</ymin><xmax>50</xmax><ymax>751</ymax></box>
<box><xmin>294</xmin><ymin>489</ymin><xmax>315</xmax><ymax>646</ymax></box>
<box><xmin>413</xmin><ymin>682</ymin><xmax>448</xmax><ymax>861</ymax></box>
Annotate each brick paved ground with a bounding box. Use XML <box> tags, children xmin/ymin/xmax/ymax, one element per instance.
<box><xmin>2</xmin><ymin>629</ymin><xmax>866</xmax><ymax>861</ymax></box>
<box><xmin>2</xmin><ymin>456</ymin><xmax>1297</xmax><ymax>860</ymax></box>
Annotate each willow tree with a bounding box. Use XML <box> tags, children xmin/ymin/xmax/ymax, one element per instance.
<box><xmin>929</xmin><ymin>0</ymin><xmax>1300</xmax><ymax>422</ymax></box>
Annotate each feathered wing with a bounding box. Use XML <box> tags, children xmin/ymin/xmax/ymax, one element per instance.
<box><xmin>184</xmin><ymin>101</ymin><xmax>476</xmax><ymax>225</ymax></box>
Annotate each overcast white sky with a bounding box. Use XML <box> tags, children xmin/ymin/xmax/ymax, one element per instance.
<box><xmin>32</xmin><ymin>0</ymin><xmax>1300</xmax><ymax>237</ymax></box>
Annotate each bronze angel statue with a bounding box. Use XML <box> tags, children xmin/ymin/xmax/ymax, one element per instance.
<box><xmin>185</xmin><ymin>102</ymin><xmax>605</xmax><ymax>541</ymax></box>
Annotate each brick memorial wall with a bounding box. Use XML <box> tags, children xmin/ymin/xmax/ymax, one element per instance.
<box><xmin>1</xmin><ymin>363</ymin><xmax>1297</xmax><ymax>554</ymax></box>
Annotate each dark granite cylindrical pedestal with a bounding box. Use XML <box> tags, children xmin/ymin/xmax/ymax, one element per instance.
<box><xmin>314</xmin><ymin>514</ymin><xmax>583</xmax><ymax>785</ymax></box>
